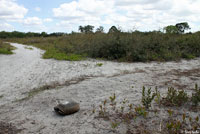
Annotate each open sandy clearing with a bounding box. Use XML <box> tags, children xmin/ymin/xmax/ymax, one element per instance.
<box><xmin>0</xmin><ymin>43</ymin><xmax>200</xmax><ymax>134</ymax></box>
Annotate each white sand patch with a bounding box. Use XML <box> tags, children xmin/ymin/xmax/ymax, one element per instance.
<box><xmin>0</xmin><ymin>43</ymin><xmax>199</xmax><ymax>133</ymax></box>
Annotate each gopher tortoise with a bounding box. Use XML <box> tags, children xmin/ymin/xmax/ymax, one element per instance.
<box><xmin>54</xmin><ymin>101</ymin><xmax>80</xmax><ymax>115</ymax></box>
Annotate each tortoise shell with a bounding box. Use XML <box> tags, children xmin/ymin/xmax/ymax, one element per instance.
<box><xmin>54</xmin><ymin>101</ymin><xmax>80</xmax><ymax>115</ymax></box>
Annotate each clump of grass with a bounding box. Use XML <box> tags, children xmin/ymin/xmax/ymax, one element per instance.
<box><xmin>134</xmin><ymin>105</ymin><xmax>148</xmax><ymax>118</ymax></box>
<box><xmin>164</xmin><ymin>110</ymin><xmax>200</xmax><ymax>134</ymax></box>
<box><xmin>93</xmin><ymin>93</ymin><xmax>149</xmax><ymax>132</ymax></box>
<box><xmin>0</xmin><ymin>42</ymin><xmax>16</xmax><ymax>54</ymax></box>
<box><xmin>43</xmin><ymin>48</ymin><xmax>85</xmax><ymax>61</ymax></box>
<box><xmin>96</xmin><ymin>63</ymin><xmax>103</xmax><ymax>67</ymax></box>
<box><xmin>0</xmin><ymin>48</ymin><xmax>13</xmax><ymax>54</ymax></box>
<box><xmin>161</xmin><ymin>87</ymin><xmax>188</xmax><ymax>106</ymax></box>
<box><xmin>166</xmin><ymin>119</ymin><xmax>182</xmax><ymax>133</ymax></box>
<box><xmin>92</xmin><ymin>85</ymin><xmax>200</xmax><ymax>133</ymax></box>
<box><xmin>141</xmin><ymin>86</ymin><xmax>156</xmax><ymax>109</ymax></box>
<box><xmin>0</xmin><ymin>95</ymin><xmax>3</xmax><ymax>99</ymax></box>
<box><xmin>154</xmin><ymin>87</ymin><xmax>161</xmax><ymax>105</ymax></box>
<box><xmin>24</xmin><ymin>46</ymin><xmax>33</xmax><ymax>50</ymax></box>
<box><xmin>191</xmin><ymin>84</ymin><xmax>200</xmax><ymax>106</ymax></box>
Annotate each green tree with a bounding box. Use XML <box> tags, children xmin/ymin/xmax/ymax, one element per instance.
<box><xmin>79</xmin><ymin>26</ymin><xmax>84</xmax><ymax>33</ymax></box>
<box><xmin>79</xmin><ymin>25</ymin><xmax>94</xmax><ymax>33</ymax></box>
<box><xmin>95</xmin><ymin>26</ymin><xmax>104</xmax><ymax>33</ymax></box>
<box><xmin>175</xmin><ymin>22</ymin><xmax>190</xmax><ymax>34</ymax></box>
<box><xmin>164</xmin><ymin>25</ymin><xmax>179</xmax><ymax>34</ymax></box>
<box><xmin>108</xmin><ymin>26</ymin><xmax>120</xmax><ymax>33</ymax></box>
<box><xmin>41</xmin><ymin>32</ymin><xmax>48</xmax><ymax>37</ymax></box>
<box><xmin>85</xmin><ymin>25</ymin><xmax>94</xmax><ymax>33</ymax></box>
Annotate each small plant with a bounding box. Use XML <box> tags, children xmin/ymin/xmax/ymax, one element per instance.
<box><xmin>120</xmin><ymin>98</ymin><xmax>129</xmax><ymax>113</ymax></box>
<box><xmin>134</xmin><ymin>106</ymin><xmax>148</xmax><ymax>118</ymax></box>
<box><xmin>92</xmin><ymin>85</ymin><xmax>200</xmax><ymax>133</ymax></box>
<box><xmin>98</xmin><ymin>104</ymin><xmax>105</xmax><ymax>116</ymax></box>
<box><xmin>96</xmin><ymin>94</ymin><xmax>117</xmax><ymax>118</ymax></box>
<box><xmin>141</xmin><ymin>86</ymin><xmax>156</xmax><ymax>109</ymax></box>
<box><xmin>166</xmin><ymin>120</ymin><xmax>182</xmax><ymax>134</ymax></box>
<box><xmin>167</xmin><ymin>109</ymin><xmax>174</xmax><ymax>117</ymax></box>
<box><xmin>111</xmin><ymin>121</ymin><xmax>120</xmax><ymax>129</ymax></box>
<box><xmin>191</xmin><ymin>84</ymin><xmax>200</xmax><ymax>106</ymax></box>
<box><xmin>0</xmin><ymin>95</ymin><xmax>3</xmax><ymax>99</ymax></box>
<box><xmin>182</xmin><ymin>113</ymin><xmax>186</xmax><ymax>122</ymax></box>
<box><xmin>24</xmin><ymin>46</ymin><xmax>33</xmax><ymax>50</ymax></box>
<box><xmin>162</xmin><ymin>87</ymin><xmax>188</xmax><ymax>106</ymax></box>
<box><xmin>0</xmin><ymin>42</ymin><xmax>16</xmax><ymax>54</ymax></box>
<box><xmin>186</xmin><ymin>115</ymin><xmax>200</xmax><ymax>131</ymax></box>
<box><xmin>96</xmin><ymin>63</ymin><xmax>103</xmax><ymax>67</ymax></box>
<box><xmin>154</xmin><ymin>87</ymin><xmax>161</xmax><ymax>105</ymax></box>
<box><xmin>109</xmin><ymin>93</ymin><xmax>116</xmax><ymax>110</ymax></box>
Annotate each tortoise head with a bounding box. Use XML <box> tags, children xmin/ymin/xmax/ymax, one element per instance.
<box><xmin>54</xmin><ymin>105</ymin><xmax>65</xmax><ymax>115</ymax></box>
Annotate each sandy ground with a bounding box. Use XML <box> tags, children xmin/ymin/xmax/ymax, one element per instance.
<box><xmin>0</xmin><ymin>43</ymin><xmax>200</xmax><ymax>134</ymax></box>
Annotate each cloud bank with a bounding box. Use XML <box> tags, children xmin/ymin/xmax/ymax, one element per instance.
<box><xmin>0</xmin><ymin>0</ymin><xmax>200</xmax><ymax>32</ymax></box>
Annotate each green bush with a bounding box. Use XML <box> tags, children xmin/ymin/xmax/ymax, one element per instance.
<box><xmin>162</xmin><ymin>87</ymin><xmax>188</xmax><ymax>106</ymax></box>
<box><xmin>191</xmin><ymin>84</ymin><xmax>200</xmax><ymax>106</ymax></box>
<box><xmin>9</xmin><ymin>31</ymin><xmax>200</xmax><ymax>62</ymax></box>
<box><xmin>141</xmin><ymin>86</ymin><xmax>156</xmax><ymax>109</ymax></box>
<box><xmin>0</xmin><ymin>42</ymin><xmax>15</xmax><ymax>54</ymax></box>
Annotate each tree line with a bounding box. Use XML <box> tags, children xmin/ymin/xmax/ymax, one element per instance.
<box><xmin>0</xmin><ymin>22</ymin><xmax>196</xmax><ymax>39</ymax></box>
<box><xmin>0</xmin><ymin>31</ymin><xmax>66</xmax><ymax>38</ymax></box>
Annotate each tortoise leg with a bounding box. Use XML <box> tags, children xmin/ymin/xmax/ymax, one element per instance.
<box><xmin>54</xmin><ymin>107</ymin><xmax>65</xmax><ymax>115</ymax></box>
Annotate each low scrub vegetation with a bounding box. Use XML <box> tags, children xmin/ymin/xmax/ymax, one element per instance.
<box><xmin>9</xmin><ymin>31</ymin><xmax>200</xmax><ymax>62</ymax></box>
<box><xmin>92</xmin><ymin>84</ymin><xmax>200</xmax><ymax>133</ymax></box>
<box><xmin>161</xmin><ymin>87</ymin><xmax>189</xmax><ymax>106</ymax></box>
<box><xmin>5</xmin><ymin>23</ymin><xmax>200</xmax><ymax>62</ymax></box>
<box><xmin>42</xmin><ymin>48</ymin><xmax>85</xmax><ymax>61</ymax></box>
<box><xmin>141</xmin><ymin>86</ymin><xmax>156</xmax><ymax>109</ymax></box>
<box><xmin>0</xmin><ymin>95</ymin><xmax>3</xmax><ymax>99</ymax></box>
<box><xmin>24</xmin><ymin>46</ymin><xmax>33</xmax><ymax>50</ymax></box>
<box><xmin>0</xmin><ymin>41</ymin><xmax>15</xmax><ymax>54</ymax></box>
<box><xmin>96</xmin><ymin>63</ymin><xmax>103</xmax><ymax>67</ymax></box>
<box><xmin>191</xmin><ymin>84</ymin><xmax>200</xmax><ymax>106</ymax></box>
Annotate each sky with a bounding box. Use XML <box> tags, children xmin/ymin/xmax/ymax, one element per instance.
<box><xmin>0</xmin><ymin>0</ymin><xmax>200</xmax><ymax>33</ymax></box>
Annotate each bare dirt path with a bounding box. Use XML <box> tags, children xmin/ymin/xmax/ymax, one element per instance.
<box><xmin>0</xmin><ymin>43</ymin><xmax>200</xmax><ymax>134</ymax></box>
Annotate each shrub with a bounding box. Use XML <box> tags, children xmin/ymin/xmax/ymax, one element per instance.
<box><xmin>134</xmin><ymin>106</ymin><xmax>148</xmax><ymax>118</ymax></box>
<box><xmin>96</xmin><ymin>63</ymin><xmax>103</xmax><ymax>67</ymax></box>
<box><xmin>10</xmin><ymin>31</ymin><xmax>200</xmax><ymax>62</ymax></box>
<box><xmin>191</xmin><ymin>84</ymin><xmax>200</xmax><ymax>106</ymax></box>
<box><xmin>141</xmin><ymin>86</ymin><xmax>156</xmax><ymax>109</ymax></box>
<box><xmin>161</xmin><ymin>87</ymin><xmax>188</xmax><ymax>106</ymax></box>
<box><xmin>0</xmin><ymin>42</ymin><xmax>15</xmax><ymax>54</ymax></box>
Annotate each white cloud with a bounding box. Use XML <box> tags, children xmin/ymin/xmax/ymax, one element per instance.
<box><xmin>53</xmin><ymin>0</ymin><xmax>114</xmax><ymax>27</ymax></box>
<box><xmin>23</xmin><ymin>17</ymin><xmax>53</xmax><ymax>26</ymax></box>
<box><xmin>35</xmin><ymin>7</ymin><xmax>41</xmax><ymax>12</ymax></box>
<box><xmin>53</xmin><ymin>0</ymin><xmax>114</xmax><ymax>19</ymax></box>
<box><xmin>52</xmin><ymin>0</ymin><xmax>200</xmax><ymax>32</ymax></box>
<box><xmin>23</xmin><ymin>17</ymin><xmax>43</xmax><ymax>26</ymax></box>
<box><xmin>0</xmin><ymin>22</ymin><xmax>14</xmax><ymax>31</ymax></box>
<box><xmin>22</xmin><ymin>17</ymin><xmax>55</xmax><ymax>32</ymax></box>
<box><xmin>2</xmin><ymin>0</ymin><xmax>199</xmax><ymax>32</ymax></box>
<box><xmin>115</xmin><ymin>0</ymin><xmax>160</xmax><ymax>6</ymax></box>
<box><xmin>0</xmin><ymin>0</ymin><xmax>28</xmax><ymax>21</ymax></box>
<box><xmin>43</xmin><ymin>18</ymin><xmax>53</xmax><ymax>22</ymax></box>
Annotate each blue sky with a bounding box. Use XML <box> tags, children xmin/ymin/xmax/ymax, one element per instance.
<box><xmin>0</xmin><ymin>0</ymin><xmax>200</xmax><ymax>33</ymax></box>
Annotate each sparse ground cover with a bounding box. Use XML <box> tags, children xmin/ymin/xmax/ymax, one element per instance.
<box><xmin>93</xmin><ymin>85</ymin><xmax>200</xmax><ymax>134</ymax></box>
<box><xmin>0</xmin><ymin>43</ymin><xmax>199</xmax><ymax>134</ymax></box>
<box><xmin>24</xmin><ymin>46</ymin><xmax>33</xmax><ymax>50</ymax></box>
<box><xmin>0</xmin><ymin>41</ymin><xmax>16</xmax><ymax>54</ymax></box>
<box><xmin>0</xmin><ymin>121</ymin><xmax>22</xmax><ymax>134</ymax></box>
